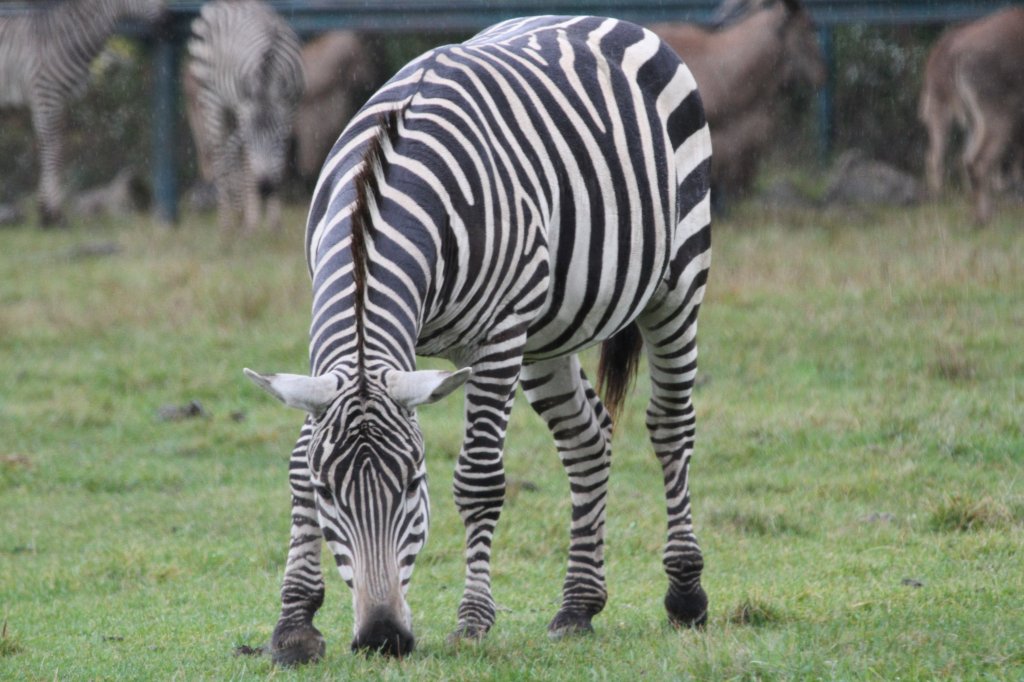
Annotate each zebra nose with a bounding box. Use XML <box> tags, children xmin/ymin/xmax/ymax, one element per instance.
<box><xmin>351</xmin><ymin>609</ymin><xmax>415</xmax><ymax>657</ymax></box>
<box><xmin>257</xmin><ymin>178</ymin><xmax>275</xmax><ymax>199</ymax></box>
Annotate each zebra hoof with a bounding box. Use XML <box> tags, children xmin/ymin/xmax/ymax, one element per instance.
<box><xmin>38</xmin><ymin>205</ymin><xmax>66</xmax><ymax>229</ymax></box>
<box><xmin>665</xmin><ymin>585</ymin><xmax>708</xmax><ymax>629</ymax></box>
<box><xmin>445</xmin><ymin>621</ymin><xmax>489</xmax><ymax>644</ymax></box>
<box><xmin>270</xmin><ymin>623</ymin><xmax>326</xmax><ymax>666</ymax></box>
<box><xmin>547</xmin><ymin>610</ymin><xmax>595</xmax><ymax>639</ymax></box>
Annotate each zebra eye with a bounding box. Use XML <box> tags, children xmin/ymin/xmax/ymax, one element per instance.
<box><xmin>406</xmin><ymin>475</ymin><xmax>423</xmax><ymax>499</ymax></box>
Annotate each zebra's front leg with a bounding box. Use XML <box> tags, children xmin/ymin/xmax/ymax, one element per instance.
<box><xmin>521</xmin><ymin>356</ymin><xmax>612</xmax><ymax>638</ymax></box>
<box><xmin>449</xmin><ymin>345</ymin><xmax>524</xmax><ymax>642</ymax></box>
<box><xmin>270</xmin><ymin>420</ymin><xmax>328</xmax><ymax>665</ymax></box>
<box><xmin>30</xmin><ymin>100</ymin><xmax>66</xmax><ymax>227</ymax></box>
<box><xmin>241</xmin><ymin>159</ymin><xmax>262</xmax><ymax>234</ymax></box>
<box><xmin>265</xmin><ymin>194</ymin><xmax>283</xmax><ymax>232</ymax></box>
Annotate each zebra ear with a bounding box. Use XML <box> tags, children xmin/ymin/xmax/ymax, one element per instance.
<box><xmin>244</xmin><ymin>368</ymin><xmax>338</xmax><ymax>415</ymax></box>
<box><xmin>385</xmin><ymin>368</ymin><xmax>472</xmax><ymax>409</ymax></box>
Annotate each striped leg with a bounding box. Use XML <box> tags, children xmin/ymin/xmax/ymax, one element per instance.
<box><xmin>270</xmin><ymin>420</ymin><xmax>327</xmax><ymax>665</ymax></box>
<box><xmin>521</xmin><ymin>355</ymin><xmax>612</xmax><ymax>637</ymax></box>
<box><xmin>241</xmin><ymin>154</ymin><xmax>261</xmax><ymax>233</ymax></box>
<box><xmin>638</xmin><ymin>269</ymin><xmax>710</xmax><ymax>628</ymax></box>
<box><xmin>30</xmin><ymin>97</ymin><xmax>66</xmax><ymax>227</ymax></box>
<box><xmin>211</xmin><ymin>113</ymin><xmax>242</xmax><ymax>231</ymax></box>
<box><xmin>449</xmin><ymin>342</ymin><xmax>524</xmax><ymax>641</ymax></box>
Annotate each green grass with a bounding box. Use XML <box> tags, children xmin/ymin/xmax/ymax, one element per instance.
<box><xmin>1</xmin><ymin>199</ymin><xmax>1023</xmax><ymax>680</ymax></box>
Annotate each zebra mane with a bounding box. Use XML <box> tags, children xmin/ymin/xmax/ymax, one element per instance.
<box><xmin>350</xmin><ymin>108</ymin><xmax>403</xmax><ymax>392</ymax></box>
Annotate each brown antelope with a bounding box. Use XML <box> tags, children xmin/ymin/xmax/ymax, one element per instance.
<box><xmin>650</xmin><ymin>0</ymin><xmax>825</xmax><ymax>199</ymax></box>
<box><xmin>919</xmin><ymin>7</ymin><xmax>1024</xmax><ymax>223</ymax></box>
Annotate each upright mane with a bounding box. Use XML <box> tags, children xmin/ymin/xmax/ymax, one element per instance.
<box><xmin>350</xmin><ymin>108</ymin><xmax>403</xmax><ymax>392</ymax></box>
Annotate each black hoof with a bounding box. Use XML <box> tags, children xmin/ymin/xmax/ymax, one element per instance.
<box><xmin>547</xmin><ymin>610</ymin><xmax>595</xmax><ymax>639</ymax></box>
<box><xmin>38</xmin><ymin>205</ymin><xmax>66</xmax><ymax>229</ymax></box>
<box><xmin>665</xmin><ymin>585</ymin><xmax>708</xmax><ymax>629</ymax></box>
<box><xmin>270</xmin><ymin>623</ymin><xmax>325</xmax><ymax>666</ymax></box>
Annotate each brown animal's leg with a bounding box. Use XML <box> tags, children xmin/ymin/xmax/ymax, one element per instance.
<box><xmin>270</xmin><ymin>420</ymin><xmax>328</xmax><ymax>666</ymax></box>
<box><xmin>924</xmin><ymin>112</ymin><xmax>951</xmax><ymax>197</ymax></box>
<box><xmin>30</xmin><ymin>98</ymin><xmax>66</xmax><ymax>227</ymax></box>
<box><xmin>520</xmin><ymin>356</ymin><xmax>612</xmax><ymax>638</ymax></box>
<box><xmin>964</xmin><ymin>113</ymin><xmax>1012</xmax><ymax>225</ymax></box>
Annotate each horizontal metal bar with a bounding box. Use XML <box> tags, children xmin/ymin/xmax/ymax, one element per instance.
<box><xmin>0</xmin><ymin>0</ymin><xmax>1017</xmax><ymax>27</ymax></box>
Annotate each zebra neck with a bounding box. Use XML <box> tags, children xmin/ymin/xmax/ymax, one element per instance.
<box><xmin>310</xmin><ymin>241</ymin><xmax>431</xmax><ymax>379</ymax></box>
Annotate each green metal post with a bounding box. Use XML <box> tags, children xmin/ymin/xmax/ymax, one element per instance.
<box><xmin>816</xmin><ymin>25</ymin><xmax>835</xmax><ymax>164</ymax></box>
<box><xmin>151</xmin><ymin>35</ymin><xmax>179</xmax><ymax>225</ymax></box>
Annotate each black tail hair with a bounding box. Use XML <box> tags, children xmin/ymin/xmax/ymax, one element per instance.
<box><xmin>597</xmin><ymin>322</ymin><xmax>644</xmax><ymax>427</ymax></box>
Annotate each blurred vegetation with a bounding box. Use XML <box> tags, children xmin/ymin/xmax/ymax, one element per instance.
<box><xmin>832</xmin><ymin>24</ymin><xmax>946</xmax><ymax>171</ymax></box>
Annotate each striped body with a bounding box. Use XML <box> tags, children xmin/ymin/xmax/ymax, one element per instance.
<box><xmin>307</xmin><ymin>16</ymin><xmax>708</xmax><ymax>369</ymax></box>
<box><xmin>0</xmin><ymin>0</ymin><xmax>163</xmax><ymax>224</ymax></box>
<box><xmin>250</xmin><ymin>15</ymin><xmax>711</xmax><ymax>661</ymax></box>
<box><xmin>187</xmin><ymin>0</ymin><xmax>303</xmax><ymax>232</ymax></box>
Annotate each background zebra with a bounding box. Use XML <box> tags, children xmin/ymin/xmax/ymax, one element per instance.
<box><xmin>246</xmin><ymin>15</ymin><xmax>712</xmax><ymax>662</ymax></box>
<box><xmin>187</xmin><ymin>0</ymin><xmax>303</xmax><ymax>233</ymax></box>
<box><xmin>0</xmin><ymin>0</ymin><xmax>164</xmax><ymax>226</ymax></box>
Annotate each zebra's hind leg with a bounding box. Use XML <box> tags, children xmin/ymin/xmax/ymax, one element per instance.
<box><xmin>269</xmin><ymin>420</ymin><xmax>328</xmax><ymax>665</ymax></box>
<box><xmin>521</xmin><ymin>355</ymin><xmax>612</xmax><ymax>638</ymax></box>
<box><xmin>637</xmin><ymin>269</ymin><xmax>711</xmax><ymax>629</ymax></box>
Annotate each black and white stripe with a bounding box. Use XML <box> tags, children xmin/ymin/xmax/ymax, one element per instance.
<box><xmin>187</xmin><ymin>0</ymin><xmax>303</xmax><ymax>232</ymax></box>
<box><xmin>248</xmin><ymin>14</ymin><xmax>712</xmax><ymax>661</ymax></box>
<box><xmin>0</xmin><ymin>0</ymin><xmax>163</xmax><ymax>225</ymax></box>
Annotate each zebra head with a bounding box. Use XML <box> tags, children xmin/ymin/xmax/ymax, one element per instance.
<box><xmin>236</xmin><ymin>98</ymin><xmax>294</xmax><ymax>198</ymax></box>
<box><xmin>244</xmin><ymin>366</ymin><xmax>471</xmax><ymax>655</ymax></box>
<box><xmin>237</xmin><ymin>43</ymin><xmax>304</xmax><ymax>198</ymax></box>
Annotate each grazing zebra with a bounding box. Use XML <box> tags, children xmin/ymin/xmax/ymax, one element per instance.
<box><xmin>187</xmin><ymin>0</ymin><xmax>303</xmax><ymax>232</ymax></box>
<box><xmin>246</xmin><ymin>15</ymin><xmax>712</xmax><ymax>661</ymax></box>
<box><xmin>0</xmin><ymin>0</ymin><xmax>164</xmax><ymax>226</ymax></box>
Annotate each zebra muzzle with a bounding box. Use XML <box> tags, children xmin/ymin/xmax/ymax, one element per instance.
<box><xmin>351</xmin><ymin>606</ymin><xmax>415</xmax><ymax>657</ymax></box>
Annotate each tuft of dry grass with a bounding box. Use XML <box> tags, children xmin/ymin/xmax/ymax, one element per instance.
<box><xmin>727</xmin><ymin>597</ymin><xmax>786</xmax><ymax>627</ymax></box>
<box><xmin>0</xmin><ymin>620</ymin><xmax>23</xmax><ymax>658</ymax></box>
<box><xmin>929</xmin><ymin>344</ymin><xmax>977</xmax><ymax>383</ymax></box>
<box><xmin>929</xmin><ymin>495</ymin><xmax>1014</xmax><ymax>532</ymax></box>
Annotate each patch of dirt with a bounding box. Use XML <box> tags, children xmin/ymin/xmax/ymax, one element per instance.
<box><xmin>156</xmin><ymin>400</ymin><xmax>209</xmax><ymax>422</ymax></box>
<box><xmin>234</xmin><ymin>644</ymin><xmax>266</xmax><ymax>657</ymax></box>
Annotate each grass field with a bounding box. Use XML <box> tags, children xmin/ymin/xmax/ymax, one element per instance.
<box><xmin>1</xmin><ymin>199</ymin><xmax>1023</xmax><ymax>680</ymax></box>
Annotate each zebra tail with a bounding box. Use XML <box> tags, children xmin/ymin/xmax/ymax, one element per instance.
<box><xmin>597</xmin><ymin>322</ymin><xmax>644</xmax><ymax>426</ymax></box>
